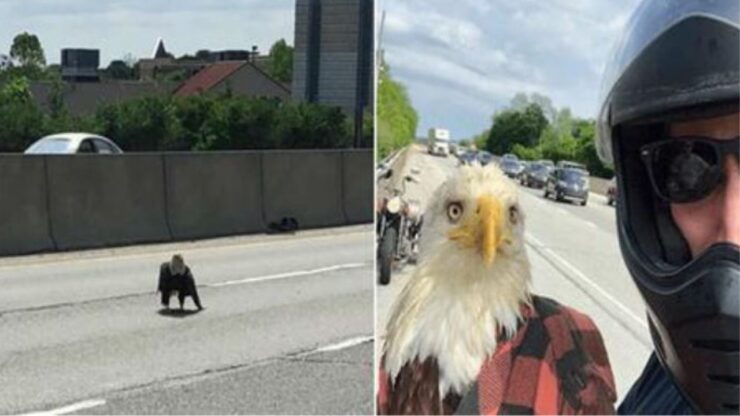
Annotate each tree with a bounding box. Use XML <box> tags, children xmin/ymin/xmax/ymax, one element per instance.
<box><xmin>0</xmin><ymin>54</ymin><xmax>11</xmax><ymax>70</ymax></box>
<box><xmin>10</xmin><ymin>32</ymin><xmax>46</xmax><ymax>68</ymax></box>
<box><xmin>485</xmin><ymin>103</ymin><xmax>548</xmax><ymax>155</ymax></box>
<box><xmin>0</xmin><ymin>77</ymin><xmax>46</xmax><ymax>151</ymax></box>
<box><xmin>104</xmin><ymin>60</ymin><xmax>135</xmax><ymax>80</ymax></box>
<box><xmin>195</xmin><ymin>49</ymin><xmax>212</xmax><ymax>61</ymax></box>
<box><xmin>266</xmin><ymin>39</ymin><xmax>293</xmax><ymax>83</ymax></box>
<box><xmin>377</xmin><ymin>64</ymin><xmax>418</xmax><ymax>158</ymax></box>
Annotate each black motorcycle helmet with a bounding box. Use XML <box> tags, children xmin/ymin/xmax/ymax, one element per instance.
<box><xmin>597</xmin><ymin>0</ymin><xmax>739</xmax><ymax>414</ymax></box>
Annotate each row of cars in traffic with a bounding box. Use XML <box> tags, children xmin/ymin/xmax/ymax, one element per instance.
<box><xmin>456</xmin><ymin>149</ymin><xmax>617</xmax><ymax>207</ymax></box>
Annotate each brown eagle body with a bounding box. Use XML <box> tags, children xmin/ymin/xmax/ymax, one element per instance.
<box><xmin>381</xmin><ymin>357</ymin><xmax>461</xmax><ymax>415</ymax></box>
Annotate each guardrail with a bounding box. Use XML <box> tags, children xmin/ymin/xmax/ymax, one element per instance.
<box><xmin>0</xmin><ymin>149</ymin><xmax>373</xmax><ymax>256</ymax></box>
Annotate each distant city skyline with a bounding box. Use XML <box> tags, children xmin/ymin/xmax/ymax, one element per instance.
<box><xmin>0</xmin><ymin>1</ymin><xmax>294</xmax><ymax>67</ymax></box>
<box><xmin>379</xmin><ymin>0</ymin><xmax>642</xmax><ymax>140</ymax></box>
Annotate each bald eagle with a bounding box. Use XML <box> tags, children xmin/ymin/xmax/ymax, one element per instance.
<box><xmin>378</xmin><ymin>163</ymin><xmax>617</xmax><ymax>415</ymax></box>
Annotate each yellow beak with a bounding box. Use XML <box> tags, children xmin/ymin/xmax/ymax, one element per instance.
<box><xmin>448</xmin><ymin>194</ymin><xmax>505</xmax><ymax>266</ymax></box>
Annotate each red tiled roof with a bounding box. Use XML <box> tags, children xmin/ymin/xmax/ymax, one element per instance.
<box><xmin>174</xmin><ymin>61</ymin><xmax>246</xmax><ymax>96</ymax></box>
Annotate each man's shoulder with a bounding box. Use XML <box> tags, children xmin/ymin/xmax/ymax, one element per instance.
<box><xmin>619</xmin><ymin>352</ymin><xmax>694</xmax><ymax>415</ymax></box>
<box><xmin>531</xmin><ymin>295</ymin><xmax>598</xmax><ymax>331</ymax></box>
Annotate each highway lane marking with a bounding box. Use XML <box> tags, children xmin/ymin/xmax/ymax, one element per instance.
<box><xmin>0</xmin><ymin>227</ymin><xmax>371</xmax><ymax>271</ymax></box>
<box><xmin>0</xmin><ymin>262</ymin><xmax>370</xmax><ymax>316</ymax></box>
<box><xmin>206</xmin><ymin>262</ymin><xmax>368</xmax><ymax>288</ymax></box>
<box><xmin>314</xmin><ymin>335</ymin><xmax>375</xmax><ymax>353</ymax></box>
<box><xmin>21</xmin><ymin>399</ymin><xmax>106</xmax><ymax>416</ymax></box>
<box><xmin>525</xmin><ymin>232</ymin><xmax>648</xmax><ymax>331</ymax></box>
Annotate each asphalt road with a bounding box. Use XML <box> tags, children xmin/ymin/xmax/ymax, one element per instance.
<box><xmin>0</xmin><ymin>226</ymin><xmax>374</xmax><ymax>415</ymax></box>
<box><xmin>376</xmin><ymin>147</ymin><xmax>652</xmax><ymax>401</ymax></box>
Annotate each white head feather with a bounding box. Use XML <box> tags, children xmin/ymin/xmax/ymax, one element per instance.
<box><xmin>383</xmin><ymin>163</ymin><xmax>532</xmax><ymax>397</ymax></box>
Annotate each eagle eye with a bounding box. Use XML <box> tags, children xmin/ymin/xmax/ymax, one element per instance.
<box><xmin>509</xmin><ymin>205</ymin><xmax>520</xmax><ymax>224</ymax></box>
<box><xmin>447</xmin><ymin>202</ymin><xmax>464</xmax><ymax>222</ymax></box>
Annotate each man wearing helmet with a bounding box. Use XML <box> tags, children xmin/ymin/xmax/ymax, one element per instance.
<box><xmin>597</xmin><ymin>0</ymin><xmax>738</xmax><ymax>414</ymax></box>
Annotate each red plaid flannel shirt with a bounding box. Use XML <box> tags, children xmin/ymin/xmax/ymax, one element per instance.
<box><xmin>378</xmin><ymin>296</ymin><xmax>617</xmax><ymax>415</ymax></box>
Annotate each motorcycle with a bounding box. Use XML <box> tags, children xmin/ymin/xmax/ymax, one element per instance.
<box><xmin>376</xmin><ymin>169</ymin><xmax>423</xmax><ymax>285</ymax></box>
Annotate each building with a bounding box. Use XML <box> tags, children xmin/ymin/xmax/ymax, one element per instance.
<box><xmin>61</xmin><ymin>48</ymin><xmax>100</xmax><ymax>82</ymax></box>
<box><xmin>292</xmin><ymin>0</ymin><xmax>374</xmax><ymax>145</ymax></box>
<box><xmin>138</xmin><ymin>39</ymin><xmax>271</xmax><ymax>82</ymax></box>
<box><xmin>173</xmin><ymin>61</ymin><xmax>290</xmax><ymax>99</ymax></box>
<box><xmin>28</xmin><ymin>81</ymin><xmax>177</xmax><ymax>115</ymax></box>
<box><xmin>137</xmin><ymin>38</ymin><xmax>205</xmax><ymax>81</ymax></box>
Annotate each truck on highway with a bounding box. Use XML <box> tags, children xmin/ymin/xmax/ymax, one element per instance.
<box><xmin>427</xmin><ymin>128</ymin><xmax>450</xmax><ymax>157</ymax></box>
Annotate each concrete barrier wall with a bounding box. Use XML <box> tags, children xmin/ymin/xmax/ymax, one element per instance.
<box><xmin>0</xmin><ymin>156</ymin><xmax>55</xmax><ymax>255</ymax></box>
<box><xmin>45</xmin><ymin>154</ymin><xmax>171</xmax><ymax>251</ymax></box>
<box><xmin>165</xmin><ymin>152</ymin><xmax>264</xmax><ymax>240</ymax></box>
<box><xmin>262</xmin><ymin>151</ymin><xmax>346</xmax><ymax>228</ymax></box>
<box><xmin>342</xmin><ymin>150</ymin><xmax>373</xmax><ymax>223</ymax></box>
<box><xmin>0</xmin><ymin>149</ymin><xmax>372</xmax><ymax>256</ymax></box>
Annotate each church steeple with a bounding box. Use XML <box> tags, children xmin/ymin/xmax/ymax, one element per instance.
<box><xmin>153</xmin><ymin>37</ymin><xmax>168</xmax><ymax>59</ymax></box>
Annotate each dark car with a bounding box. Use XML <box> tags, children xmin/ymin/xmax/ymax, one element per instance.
<box><xmin>477</xmin><ymin>151</ymin><xmax>493</xmax><ymax>166</ymax></box>
<box><xmin>607</xmin><ymin>177</ymin><xmax>617</xmax><ymax>206</ymax></box>
<box><xmin>556</xmin><ymin>160</ymin><xmax>587</xmax><ymax>171</ymax></box>
<box><xmin>539</xmin><ymin>159</ymin><xmax>554</xmax><ymax>169</ymax></box>
<box><xmin>459</xmin><ymin>150</ymin><xmax>478</xmax><ymax>165</ymax></box>
<box><xmin>500</xmin><ymin>159</ymin><xmax>521</xmax><ymax>178</ymax></box>
<box><xmin>544</xmin><ymin>167</ymin><xmax>590</xmax><ymax>205</ymax></box>
<box><xmin>520</xmin><ymin>162</ymin><xmax>549</xmax><ymax>189</ymax></box>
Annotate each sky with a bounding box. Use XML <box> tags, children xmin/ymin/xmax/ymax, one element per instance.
<box><xmin>0</xmin><ymin>0</ymin><xmax>294</xmax><ymax>66</ymax></box>
<box><xmin>378</xmin><ymin>0</ymin><xmax>642</xmax><ymax>140</ymax></box>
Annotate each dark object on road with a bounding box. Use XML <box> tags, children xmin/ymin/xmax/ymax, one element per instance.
<box><xmin>268</xmin><ymin>217</ymin><xmax>299</xmax><ymax>233</ymax></box>
<box><xmin>158</xmin><ymin>254</ymin><xmax>203</xmax><ymax>311</ymax></box>
<box><xmin>543</xmin><ymin>167</ymin><xmax>590</xmax><ymax>206</ymax></box>
<box><xmin>606</xmin><ymin>177</ymin><xmax>617</xmax><ymax>206</ymax></box>
<box><xmin>157</xmin><ymin>308</ymin><xmax>200</xmax><ymax>318</ymax></box>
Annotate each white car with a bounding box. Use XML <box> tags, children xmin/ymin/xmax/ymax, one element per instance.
<box><xmin>24</xmin><ymin>133</ymin><xmax>123</xmax><ymax>154</ymax></box>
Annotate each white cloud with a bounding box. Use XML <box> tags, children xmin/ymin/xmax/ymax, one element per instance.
<box><xmin>382</xmin><ymin>0</ymin><xmax>640</xmax><ymax>138</ymax></box>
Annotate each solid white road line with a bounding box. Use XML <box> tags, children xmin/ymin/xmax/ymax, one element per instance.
<box><xmin>314</xmin><ymin>335</ymin><xmax>374</xmax><ymax>353</ymax></box>
<box><xmin>21</xmin><ymin>399</ymin><xmax>106</xmax><ymax>416</ymax></box>
<box><xmin>206</xmin><ymin>262</ymin><xmax>368</xmax><ymax>288</ymax></box>
<box><xmin>527</xmin><ymin>233</ymin><xmax>647</xmax><ymax>330</ymax></box>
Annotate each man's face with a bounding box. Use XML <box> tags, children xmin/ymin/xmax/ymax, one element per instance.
<box><xmin>668</xmin><ymin>112</ymin><xmax>740</xmax><ymax>257</ymax></box>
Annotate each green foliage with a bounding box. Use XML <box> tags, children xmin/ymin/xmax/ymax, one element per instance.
<box><xmin>10</xmin><ymin>32</ymin><xmax>46</xmax><ymax>68</ymax></box>
<box><xmin>266</xmin><ymin>39</ymin><xmax>293</xmax><ymax>84</ymax></box>
<box><xmin>0</xmin><ymin>30</ymin><xmax>353</xmax><ymax>153</ymax></box>
<box><xmin>485</xmin><ymin>103</ymin><xmax>548</xmax><ymax>155</ymax></box>
<box><xmin>512</xmin><ymin>143</ymin><xmax>542</xmax><ymax>160</ymax></box>
<box><xmin>95</xmin><ymin>96</ymin><xmax>182</xmax><ymax>151</ymax></box>
<box><xmin>377</xmin><ymin>64</ymin><xmax>418</xmax><ymax>158</ymax></box>
<box><xmin>0</xmin><ymin>77</ymin><xmax>46</xmax><ymax>151</ymax></box>
<box><xmin>104</xmin><ymin>60</ymin><xmax>135</xmax><ymax>80</ymax></box>
<box><xmin>476</xmin><ymin>92</ymin><xmax>614</xmax><ymax>177</ymax></box>
<box><xmin>195</xmin><ymin>50</ymin><xmax>212</xmax><ymax>61</ymax></box>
